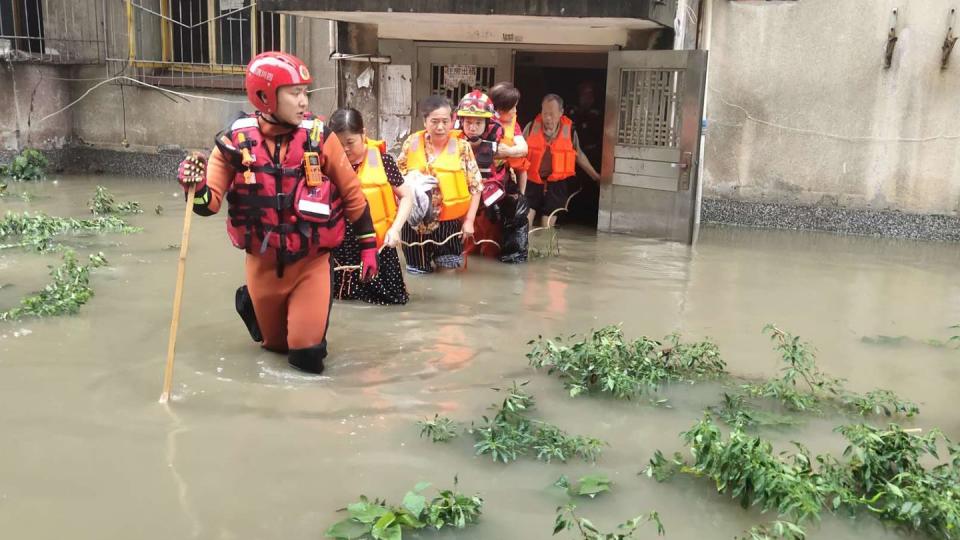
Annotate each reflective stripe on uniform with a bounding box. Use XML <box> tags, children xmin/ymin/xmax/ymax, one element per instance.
<box><xmin>231</xmin><ymin>117</ymin><xmax>259</xmax><ymax>130</ymax></box>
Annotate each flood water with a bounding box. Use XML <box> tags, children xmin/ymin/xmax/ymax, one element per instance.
<box><xmin>2</xmin><ymin>176</ymin><xmax>959</xmax><ymax>540</ymax></box>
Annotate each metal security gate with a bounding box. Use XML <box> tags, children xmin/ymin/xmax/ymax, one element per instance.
<box><xmin>599</xmin><ymin>50</ymin><xmax>707</xmax><ymax>243</ymax></box>
<box><xmin>415</xmin><ymin>46</ymin><xmax>511</xmax><ymax>113</ymax></box>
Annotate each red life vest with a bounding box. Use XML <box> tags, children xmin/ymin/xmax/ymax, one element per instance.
<box><xmin>526</xmin><ymin>115</ymin><xmax>576</xmax><ymax>184</ymax></box>
<box><xmin>215</xmin><ymin>113</ymin><xmax>344</xmax><ymax>270</ymax></box>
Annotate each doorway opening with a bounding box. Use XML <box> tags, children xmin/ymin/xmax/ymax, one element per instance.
<box><xmin>513</xmin><ymin>51</ymin><xmax>608</xmax><ymax>228</ymax></box>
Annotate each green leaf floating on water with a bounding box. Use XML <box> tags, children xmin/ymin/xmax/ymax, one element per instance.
<box><xmin>575</xmin><ymin>474</ymin><xmax>612</xmax><ymax>498</ymax></box>
<box><xmin>555</xmin><ymin>474</ymin><xmax>612</xmax><ymax>499</ymax></box>
<box><xmin>325</xmin><ymin>519</ymin><xmax>369</xmax><ymax>540</ymax></box>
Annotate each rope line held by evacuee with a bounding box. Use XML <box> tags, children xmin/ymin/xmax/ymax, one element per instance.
<box><xmin>331</xmin><ymin>233</ymin><xmax>502</xmax><ymax>273</ymax></box>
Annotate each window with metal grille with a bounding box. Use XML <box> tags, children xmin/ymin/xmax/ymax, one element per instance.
<box><xmin>618</xmin><ymin>69</ymin><xmax>683</xmax><ymax>148</ymax></box>
<box><xmin>0</xmin><ymin>0</ymin><xmax>43</xmax><ymax>55</ymax></box>
<box><xmin>430</xmin><ymin>64</ymin><xmax>496</xmax><ymax>103</ymax></box>
<box><xmin>111</xmin><ymin>0</ymin><xmax>293</xmax><ymax>89</ymax></box>
<box><xmin>168</xmin><ymin>0</ymin><xmax>283</xmax><ymax>65</ymax></box>
<box><xmin>0</xmin><ymin>0</ymin><xmax>105</xmax><ymax>64</ymax></box>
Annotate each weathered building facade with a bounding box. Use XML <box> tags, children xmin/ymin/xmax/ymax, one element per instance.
<box><xmin>4</xmin><ymin>0</ymin><xmax>960</xmax><ymax>241</ymax></box>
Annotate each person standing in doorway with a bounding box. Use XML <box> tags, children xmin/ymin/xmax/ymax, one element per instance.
<box><xmin>329</xmin><ymin>107</ymin><xmax>413</xmax><ymax>305</ymax></box>
<box><xmin>523</xmin><ymin>94</ymin><xmax>601</xmax><ymax>229</ymax></box>
<box><xmin>396</xmin><ymin>95</ymin><xmax>483</xmax><ymax>273</ymax></box>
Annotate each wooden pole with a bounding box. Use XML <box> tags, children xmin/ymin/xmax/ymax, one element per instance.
<box><xmin>160</xmin><ymin>182</ymin><xmax>196</xmax><ymax>404</ymax></box>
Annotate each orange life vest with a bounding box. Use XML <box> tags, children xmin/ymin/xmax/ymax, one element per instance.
<box><xmin>526</xmin><ymin>115</ymin><xmax>576</xmax><ymax>184</ymax></box>
<box><xmin>357</xmin><ymin>139</ymin><xmax>398</xmax><ymax>248</ymax></box>
<box><xmin>404</xmin><ymin>130</ymin><xmax>472</xmax><ymax>221</ymax></box>
<box><xmin>499</xmin><ymin>115</ymin><xmax>530</xmax><ymax>171</ymax></box>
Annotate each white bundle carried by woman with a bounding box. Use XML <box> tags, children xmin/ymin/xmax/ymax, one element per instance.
<box><xmin>403</xmin><ymin>170</ymin><xmax>439</xmax><ymax>227</ymax></box>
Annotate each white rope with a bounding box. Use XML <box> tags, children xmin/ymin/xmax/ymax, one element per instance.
<box><xmin>331</xmin><ymin>233</ymin><xmax>502</xmax><ymax>273</ymax></box>
<box><xmin>37</xmin><ymin>75</ymin><xmax>334</xmax><ymax>123</ymax></box>
<box><xmin>528</xmin><ymin>187</ymin><xmax>583</xmax><ymax>236</ymax></box>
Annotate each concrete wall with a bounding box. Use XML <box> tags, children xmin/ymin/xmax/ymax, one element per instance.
<box><xmin>0</xmin><ymin>63</ymin><xmax>72</xmax><ymax>151</ymax></box>
<box><xmin>704</xmin><ymin>0</ymin><xmax>960</xmax><ymax>216</ymax></box>
<box><xmin>2</xmin><ymin>13</ymin><xmax>337</xmax><ymax>155</ymax></box>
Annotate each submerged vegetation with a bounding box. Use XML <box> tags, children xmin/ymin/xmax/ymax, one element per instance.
<box><xmin>712</xmin><ymin>325</ymin><xmax>918</xmax><ymax>428</ymax></box>
<box><xmin>418</xmin><ymin>381</ymin><xmax>605</xmax><ymax>464</ymax></box>
<box><xmin>647</xmin><ymin>415</ymin><xmax>960</xmax><ymax>538</ymax></box>
<box><xmin>527</xmin><ymin>325</ymin><xmax>726</xmax><ymax>399</ymax></box>
<box><xmin>0</xmin><ymin>251</ymin><xmax>108</xmax><ymax>321</ymax></box>
<box><xmin>553</xmin><ymin>504</ymin><xmax>665</xmax><ymax>540</ymax></box>
<box><xmin>88</xmin><ymin>186</ymin><xmax>143</xmax><ymax>216</ymax></box>
<box><xmin>529</xmin><ymin>324</ymin><xmax>917</xmax><ymax>428</ymax></box>
<box><xmin>0</xmin><ymin>148</ymin><xmax>49</xmax><ymax>182</ymax></box>
<box><xmin>325</xmin><ymin>480</ymin><xmax>482</xmax><ymax>540</ymax></box>
<box><xmin>0</xmin><ymin>212</ymin><xmax>138</xmax><ymax>253</ymax></box>
<box><xmin>1</xmin><ymin>187</ymin><xmax>140</xmax><ymax>321</ymax></box>
<box><xmin>551</xmin><ymin>474</ymin><xmax>664</xmax><ymax>539</ymax></box>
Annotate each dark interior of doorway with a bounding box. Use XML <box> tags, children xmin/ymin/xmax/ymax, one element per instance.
<box><xmin>513</xmin><ymin>52</ymin><xmax>607</xmax><ymax>228</ymax></box>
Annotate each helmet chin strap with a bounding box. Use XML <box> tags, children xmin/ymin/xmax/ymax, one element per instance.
<box><xmin>261</xmin><ymin>112</ymin><xmax>299</xmax><ymax>130</ymax></box>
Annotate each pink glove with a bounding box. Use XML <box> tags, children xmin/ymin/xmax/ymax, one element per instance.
<box><xmin>360</xmin><ymin>245</ymin><xmax>379</xmax><ymax>283</ymax></box>
<box><xmin>177</xmin><ymin>152</ymin><xmax>207</xmax><ymax>190</ymax></box>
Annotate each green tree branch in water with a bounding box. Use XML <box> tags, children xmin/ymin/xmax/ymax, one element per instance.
<box><xmin>88</xmin><ymin>186</ymin><xmax>143</xmax><ymax>216</ymax></box>
<box><xmin>0</xmin><ymin>211</ymin><xmax>139</xmax><ymax>252</ymax></box>
<box><xmin>418</xmin><ymin>382</ymin><xmax>605</xmax><ymax>464</ymax></box>
<box><xmin>646</xmin><ymin>415</ymin><xmax>960</xmax><ymax>538</ymax></box>
<box><xmin>553</xmin><ymin>504</ymin><xmax>664</xmax><ymax>539</ymax></box>
<box><xmin>325</xmin><ymin>480</ymin><xmax>482</xmax><ymax>540</ymax></box>
<box><xmin>0</xmin><ymin>251</ymin><xmax>108</xmax><ymax>321</ymax></box>
<box><xmin>527</xmin><ymin>325</ymin><xmax>726</xmax><ymax>400</ymax></box>
<box><xmin>713</xmin><ymin>326</ymin><xmax>918</xmax><ymax>428</ymax></box>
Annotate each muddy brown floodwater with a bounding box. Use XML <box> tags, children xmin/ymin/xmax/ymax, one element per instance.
<box><xmin>1</xmin><ymin>176</ymin><xmax>959</xmax><ymax>539</ymax></box>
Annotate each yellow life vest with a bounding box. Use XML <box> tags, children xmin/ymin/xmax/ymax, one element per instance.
<box><xmin>404</xmin><ymin>130</ymin><xmax>472</xmax><ymax>221</ymax></box>
<box><xmin>499</xmin><ymin>115</ymin><xmax>530</xmax><ymax>170</ymax></box>
<box><xmin>357</xmin><ymin>139</ymin><xmax>398</xmax><ymax>248</ymax></box>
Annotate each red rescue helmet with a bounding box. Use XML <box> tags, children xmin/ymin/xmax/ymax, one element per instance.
<box><xmin>456</xmin><ymin>90</ymin><xmax>495</xmax><ymax>119</ymax></box>
<box><xmin>245</xmin><ymin>51</ymin><xmax>313</xmax><ymax>115</ymax></box>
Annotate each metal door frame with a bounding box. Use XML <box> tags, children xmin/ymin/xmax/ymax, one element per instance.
<box><xmin>599</xmin><ymin>49</ymin><xmax>707</xmax><ymax>243</ymax></box>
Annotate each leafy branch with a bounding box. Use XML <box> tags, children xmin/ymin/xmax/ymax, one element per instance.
<box><xmin>646</xmin><ymin>415</ymin><xmax>960</xmax><ymax>537</ymax></box>
<box><xmin>528</xmin><ymin>325</ymin><xmax>726</xmax><ymax>400</ymax></box>
<box><xmin>713</xmin><ymin>326</ymin><xmax>918</xmax><ymax>428</ymax></box>
<box><xmin>325</xmin><ymin>480</ymin><xmax>482</xmax><ymax>540</ymax></box>
<box><xmin>418</xmin><ymin>382</ymin><xmax>605</xmax><ymax>464</ymax></box>
<box><xmin>0</xmin><ymin>251</ymin><xmax>108</xmax><ymax>321</ymax></box>
<box><xmin>88</xmin><ymin>186</ymin><xmax>142</xmax><ymax>216</ymax></box>
<box><xmin>0</xmin><ymin>211</ymin><xmax>139</xmax><ymax>252</ymax></box>
<box><xmin>553</xmin><ymin>504</ymin><xmax>664</xmax><ymax>539</ymax></box>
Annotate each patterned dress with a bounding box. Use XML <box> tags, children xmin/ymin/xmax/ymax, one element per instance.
<box><xmin>395</xmin><ymin>133</ymin><xmax>484</xmax><ymax>273</ymax></box>
<box><xmin>332</xmin><ymin>153</ymin><xmax>409</xmax><ymax>305</ymax></box>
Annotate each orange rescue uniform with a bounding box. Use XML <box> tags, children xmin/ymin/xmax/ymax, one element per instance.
<box><xmin>200</xmin><ymin>117</ymin><xmax>370</xmax><ymax>354</ymax></box>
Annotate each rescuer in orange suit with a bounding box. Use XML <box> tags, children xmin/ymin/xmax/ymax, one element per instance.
<box><xmin>175</xmin><ymin>51</ymin><xmax>377</xmax><ymax>374</ymax></box>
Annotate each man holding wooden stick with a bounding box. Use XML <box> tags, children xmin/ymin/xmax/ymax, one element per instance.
<box><xmin>175</xmin><ymin>51</ymin><xmax>377</xmax><ymax>375</ymax></box>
